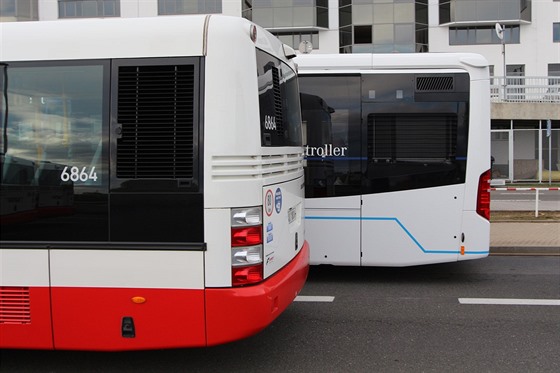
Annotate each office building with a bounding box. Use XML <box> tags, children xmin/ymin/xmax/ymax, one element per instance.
<box><xmin>1</xmin><ymin>0</ymin><xmax>558</xmax><ymax>182</ymax></box>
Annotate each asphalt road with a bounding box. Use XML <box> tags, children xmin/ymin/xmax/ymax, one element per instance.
<box><xmin>1</xmin><ymin>256</ymin><xmax>559</xmax><ymax>373</ymax></box>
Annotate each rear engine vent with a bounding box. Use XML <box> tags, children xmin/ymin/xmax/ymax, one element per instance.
<box><xmin>416</xmin><ymin>76</ymin><xmax>454</xmax><ymax>92</ymax></box>
<box><xmin>117</xmin><ymin>64</ymin><xmax>195</xmax><ymax>179</ymax></box>
<box><xmin>0</xmin><ymin>287</ymin><xmax>31</xmax><ymax>324</ymax></box>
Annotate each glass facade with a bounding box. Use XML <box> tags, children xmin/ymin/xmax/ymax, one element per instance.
<box><xmin>0</xmin><ymin>0</ymin><xmax>38</xmax><ymax>21</ymax></box>
<box><xmin>449</xmin><ymin>25</ymin><xmax>520</xmax><ymax>45</ymax></box>
<box><xmin>339</xmin><ymin>0</ymin><xmax>428</xmax><ymax>54</ymax></box>
<box><xmin>491</xmin><ymin>120</ymin><xmax>560</xmax><ymax>182</ymax></box>
<box><xmin>439</xmin><ymin>0</ymin><xmax>531</xmax><ymax>24</ymax></box>
<box><xmin>276</xmin><ymin>32</ymin><xmax>320</xmax><ymax>50</ymax></box>
<box><xmin>58</xmin><ymin>0</ymin><xmax>119</xmax><ymax>18</ymax></box>
<box><xmin>242</xmin><ymin>0</ymin><xmax>328</xmax><ymax>30</ymax></box>
<box><xmin>158</xmin><ymin>0</ymin><xmax>221</xmax><ymax>15</ymax></box>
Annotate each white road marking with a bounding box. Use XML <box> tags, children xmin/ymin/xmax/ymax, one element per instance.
<box><xmin>295</xmin><ymin>295</ymin><xmax>335</xmax><ymax>302</ymax></box>
<box><xmin>459</xmin><ymin>298</ymin><xmax>560</xmax><ymax>306</ymax></box>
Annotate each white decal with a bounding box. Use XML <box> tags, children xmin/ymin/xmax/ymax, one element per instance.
<box><xmin>264</xmin><ymin>115</ymin><xmax>277</xmax><ymax>130</ymax></box>
<box><xmin>305</xmin><ymin>144</ymin><xmax>348</xmax><ymax>158</ymax></box>
<box><xmin>60</xmin><ymin>166</ymin><xmax>98</xmax><ymax>183</ymax></box>
<box><xmin>265</xmin><ymin>189</ymin><xmax>274</xmax><ymax>216</ymax></box>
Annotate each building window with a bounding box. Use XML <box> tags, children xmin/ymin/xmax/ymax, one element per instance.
<box><xmin>275</xmin><ymin>32</ymin><xmax>319</xmax><ymax>50</ymax></box>
<box><xmin>339</xmin><ymin>0</ymin><xmax>428</xmax><ymax>54</ymax></box>
<box><xmin>58</xmin><ymin>0</ymin><xmax>119</xmax><ymax>18</ymax></box>
<box><xmin>0</xmin><ymin>0</ymin><xmax>38</xmax><ymax>21</ymax></box>
<box><xmin>554</xmin><ymin>23</ymin><xmax>560</xmax><ymax>43</ymax></box>
<box><xmin>158</xmin><ymin>0</ymin><xmax>221</xmax><ymax>15</ymax></box>
<box><xmin>449</xmin><ymin>25</ymin><xmax>520</xmax><ymax>45</ymax></box>
<box><xmin>439</xmin><ymin>0</ymin><xmax>531</xmax><ymax>24</ymax></box>
<box><xmin>243</xmin><ymin>0</ymin><xmax>328</xmax><ymax>30</ymax></box>
<box><xmin>354</xmin><ymin>25</ymin><xmax>372</xmax><ymax>44</ymax></box>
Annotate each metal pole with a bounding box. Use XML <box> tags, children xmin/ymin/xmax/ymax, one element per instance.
<box><xmin>535</xmin><ymin>189</ymin><xmax>539</xmax><ymax>218</ymax></box>
<box><xmin>502</xmin><ymin>41</ymin><xmax>506</xmax><ymax>100</ymax></box>
<box><xmin>549</xmin><ymin>134</ymin><xmax>552</xmax><ymax>185</ymax></box>
<box><xmin>538</xmin><ymin>120</ymin><xmax>543</xmax><ymax>183</ymax></box>
<box><xmin>547</xmin><ymin>119</ymin><xmax>552</xmax><ymax>185</ymax></box>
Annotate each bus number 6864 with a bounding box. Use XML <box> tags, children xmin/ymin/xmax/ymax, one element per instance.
<box><xmin>264</xmin><ymin>115</ymin><xmax>277</xmax><ymax>130</ymax></box>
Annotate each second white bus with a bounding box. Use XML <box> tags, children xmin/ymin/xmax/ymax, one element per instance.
<box><xmin>296</xmin><ymin>53</ymin><xmax>490</xmax><ymax>266</ymax></box>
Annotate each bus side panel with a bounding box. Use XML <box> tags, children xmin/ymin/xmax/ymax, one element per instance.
<box><xmin>0</xmin><ymin>287</ymin><xmax>53</xmax><ymax>349</ymax></box>
<box><xmin>361</xmin><ymin>185</ymin><xmax>463</xmax><ymax>266</ymax></box>
<box><xmin>262</xmin><ymin>176</ymin><xmax>305</xmax><ymax>278</ymax></box>
<box><xmin>51</xmin><ymin>287</ymin><xmax>206</xmax><ymax>350</ymax></box>
<box><xmin>50</xmin><ymin>250</ymin><xmax>206</xmax><ymax>350</ymax></box>
<box><xmin>459</xmin><ymin>211</ymin><xmax>490</xmax><ymax>261</ymax></box>
<box><xmin>305</xmin><ymin>206</ymin><xmax>361</xmax><ymax>266</ymax></box>
<box><xmin>205</xmin><ymin>241</ymin><xmax>308</xmax><ymax>346</ymax></box>
<box><xmin>0</xmin><ymin>249</ymin><xmax>53</xmax><ymax>349</ymax></box>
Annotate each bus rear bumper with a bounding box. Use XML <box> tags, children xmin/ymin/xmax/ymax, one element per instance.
<box><xmin>205</xmin><ymin>240</ymin><xmax>309</xmax><ymax>346</ymax></box>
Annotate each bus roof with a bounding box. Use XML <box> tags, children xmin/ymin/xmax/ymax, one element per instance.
<box><xmin>0</xmin><ymin>15</ymin><xmax>287</xmax><ymax>63</ymax></box>
<box><xmin>295</xmin><ymin>53</ymin><xmax>489</xmax><ymax>77</ymax></box>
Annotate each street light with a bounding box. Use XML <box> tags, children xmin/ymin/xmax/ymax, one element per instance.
<box><xmin>495</xmin><ymin>23</ymin><xmax>506</xmax><ymax>100</ymax></box>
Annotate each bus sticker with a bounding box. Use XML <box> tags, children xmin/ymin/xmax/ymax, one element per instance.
<box><xmin>275</xmin><ymin>188</ymin><xmax>282</xmax><ymax>213</ymax></box>
<box><xmin>265</xmin><ymin>189</ymin><xmax>274</xmax><ymax>216</ymax></box>
<box><xmin>60</xmin><ymin>166</ymin><xmax>98</xmax><ymax>183</ymax></box>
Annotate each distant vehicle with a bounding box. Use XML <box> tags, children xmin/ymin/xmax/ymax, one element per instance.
<box><xmin>297</xmin><ymin>53</ymin><xmax>491</xmax><ymax>266</ymax></box>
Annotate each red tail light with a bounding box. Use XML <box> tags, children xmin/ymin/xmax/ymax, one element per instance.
<box><xmin>231</xmin><ymin>226</ymin><xmax>263</xmax><ymax>247</ymax></box>
<box><xmin>231</xmin><ymin>207</ymin><xmax>263</xmax><ymax>287</ymax></box>
<box><xmin>477</xmin><ymin>169</ymin><xmax>491</xmax><ymax>220</ymax></box>
<box><xmin>232</xmin><ymin>264</ymin><xmax>264</xmax><ymax>286</ymax></box>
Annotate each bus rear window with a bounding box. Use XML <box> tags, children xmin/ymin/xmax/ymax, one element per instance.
<box><xmin>256</xmin><ymin>50</ymin><xmax>302</xmax><ymax>147</ymax></box>
<box><xmin>1</xmin><ymin>63</ymin><xmax>107</xmax><ymax>188</ymax></box>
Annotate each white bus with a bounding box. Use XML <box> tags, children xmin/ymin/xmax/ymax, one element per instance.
<box><xmin>297</xmin><ymin>53</ymin><xmax>490</xmax><ymax>267</ymax></box>
<box><xmin>0</xmin><ymin>15</ymin><xmax>308</xmax><ymax>351</ymax></box>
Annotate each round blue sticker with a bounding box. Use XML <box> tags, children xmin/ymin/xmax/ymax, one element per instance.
<box><xmin>275</xmin><ymin>188</ymin><xmax>282</xmax><ymax>214</ymax></box>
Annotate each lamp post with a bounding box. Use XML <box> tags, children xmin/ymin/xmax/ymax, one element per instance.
<box><xmin>495</xmin><ymin>23</ymin><xmax>506</xmax><ymax>100</ymax></box>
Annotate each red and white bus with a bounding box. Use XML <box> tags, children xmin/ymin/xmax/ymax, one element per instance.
<box><xmin>0</xmin><ymin>15</ymin><xmax>308</xmax><ymax>350</ymax></box>
<box><xmin>297</xmin><ymin>53</ymin><xmax>490</xmax><ymax>266</ymax></box>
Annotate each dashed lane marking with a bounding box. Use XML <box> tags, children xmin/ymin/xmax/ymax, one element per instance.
<box><xmin>459</xmin><ymin>298</ymin><xmax>560</xmax><ymax>306</ymax></box>
<box><xmin>295</xmin><ymin>296</ymin><xmax>335</xmax><ymax>302</ymax></box>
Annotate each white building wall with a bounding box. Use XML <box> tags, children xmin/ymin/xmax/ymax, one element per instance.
<box><xmin>314</xmin><ymin>0</ymin><xmax>340</xmax><ymax>54</ymax></box>
<box><xmin>32</xmin><ymin>0</ymin><xmax>559</xmax><ymax>74</ymax></box>
<box><xmin>429</xmin><ymin>0</ymin><xmax>559</xmax><ymax>77</ymax></box>
<box><xmin>38</xmin><ymin>0</ymin><xmax>58</xmax><ymax>20</ymax></box>
<box><xmin>222</xmin><ymin>0</ymin><xmax>241</xmax><ymax>16</ymax></box>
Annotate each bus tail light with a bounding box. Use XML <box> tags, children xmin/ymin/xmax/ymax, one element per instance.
<box><xmin>231</xmin><ymin>207</ymin><xmax>263</xmax><ymax>287</ymax></box>
<box><xmin>477</xmin><ymin>169</ymin><xmax>491</xmax><ymax>220</ymax></box>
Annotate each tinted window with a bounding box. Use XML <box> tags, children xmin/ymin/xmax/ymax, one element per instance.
<box><xmin>300</xmin><ymin>72</ymin><xmax>470</xmax><ymax>197</ymax></box>
<box><xmin>299</xmin><ymin>75</ymin><xmax>362</xmax><ymax>198</ymax></box>
<box><xmin>362</xmin><ymin>73</ymin><xmax>470</xmax><ymax>193</ymax></box>
<box><xmin>257</xmin><ymin>50</ymin><xmax>302</xmax><ymax>147</ymax></box>
<box><xmin>1</xmin><ymin>59</ymin><xmax>204</xmax><ymax>245</ymax></box>
<box><xmin>1</xmin><ymin>61</ymin><xmax>110</xmax><ymax>242</ymax></box>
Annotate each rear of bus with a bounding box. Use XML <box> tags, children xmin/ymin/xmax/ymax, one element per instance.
<box><xmin>0</xmin><ymin>15</ymin><xmax>307</xmax><ymax>351</ymax></box>
<box><xmin>201</xmin><ymin>16</ymin><xmax>308</xmax><ymax>346</ymax></box>
<box><xmin>297</xmin><ymin>53</ymin><xmax>490</xmax><ymax>266</ymax></box>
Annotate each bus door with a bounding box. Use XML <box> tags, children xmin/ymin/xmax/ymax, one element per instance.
<box><xmin>301</xmin><ymin>75</ymin><xmax>363</xmax><ymax>266</ymax></box>
<box><xmin>359</xmin><ymin>73</ymin><xmax>469</xmax><ymax>266</ymax></box>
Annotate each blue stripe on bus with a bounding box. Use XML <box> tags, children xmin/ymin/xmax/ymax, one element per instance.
<box><xmin>304</xmin><ymin>215</ymin><xmax>490</xmax><ymax>255</ymax></box>
<box><xmin>304</xmin><ymin>157</ymin><xmax>467</xmax><ymax>161</ymax></box>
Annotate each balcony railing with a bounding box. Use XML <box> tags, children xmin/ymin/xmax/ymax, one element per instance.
<box><xmin>490</xmin><ymin>76</ymin><xmax>560</xmax><ymax>103</ymax></box>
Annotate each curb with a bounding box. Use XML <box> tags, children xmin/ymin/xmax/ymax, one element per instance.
<box><xmin>490</xmin><ymin>246</ymin><xmax>560</xmax><ymax>256</ymax></box>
